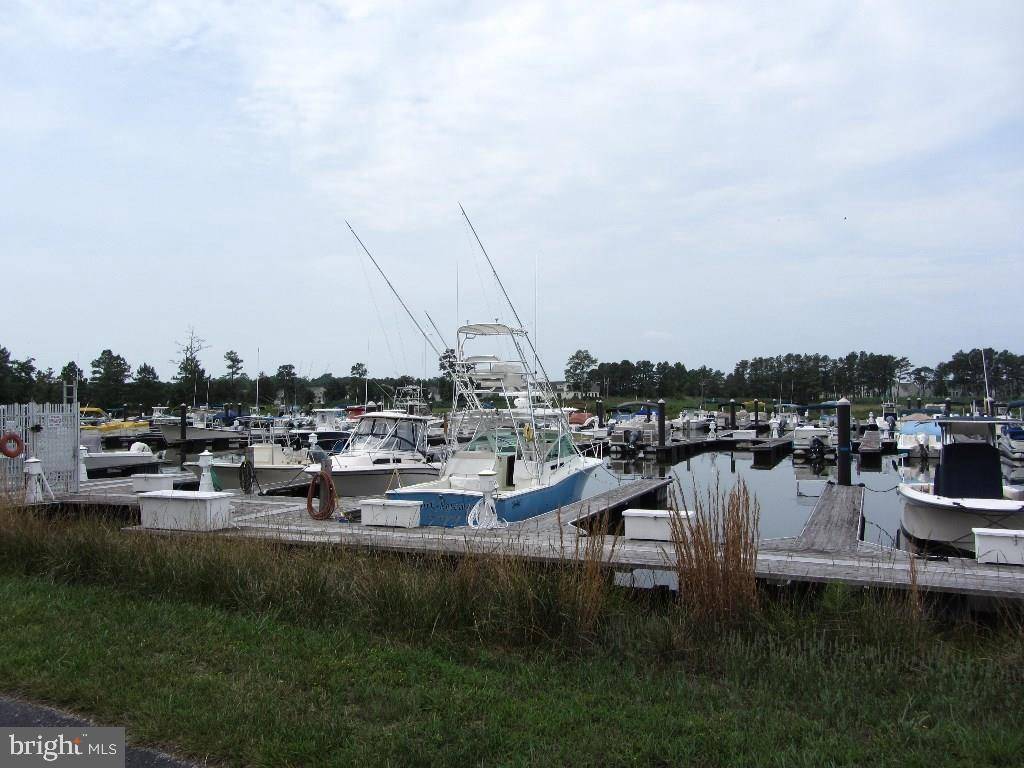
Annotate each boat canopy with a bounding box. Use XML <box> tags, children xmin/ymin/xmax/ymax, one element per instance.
<box><xmin>458</xmin><ymin>323</ymin><xmax>526</xmax><ymax>337</ymax></box>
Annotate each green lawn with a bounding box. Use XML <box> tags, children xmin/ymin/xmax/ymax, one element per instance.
<box><xmin>1</xmin><ymin>573</ymin><xmax>1021</xmax><ymax>767</ymax></box>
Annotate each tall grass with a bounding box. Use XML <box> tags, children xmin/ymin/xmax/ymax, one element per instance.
<box><xmin>0</xmin><ymin>501</ymin><xmax>1018</xmax><ymax>667</ymax></box>
<box><xmin>670</xmin><ymin>476</ymin><xmax>759</xmax><ymax>622</ymax></box>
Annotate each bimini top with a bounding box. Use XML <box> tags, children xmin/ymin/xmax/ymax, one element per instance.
<box><xmin>458</xmin><ymin>323</ymin><xmax>527</xmax><ymax>337</ymax></box>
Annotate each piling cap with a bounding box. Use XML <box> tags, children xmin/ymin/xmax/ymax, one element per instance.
<box><xmin>837</xmin><ymin>397</ymin><xmax>851</xmax><ymax>405</ymax></box>
<box><xmin>657</xmin><ymin>398</ymin><xmax>665</xmax><ymax>404</ymax></box>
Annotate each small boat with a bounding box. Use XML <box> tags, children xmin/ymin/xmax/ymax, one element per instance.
<box><xmin>792</xmin><ymin>424</ymin><xmax>835</xmax><ymax>460</ymax></box>
<box><xmin>158</xmin><ymin>408</ymin><xmax>244</xmax><ymax>444</ymax></box>
<box><xmin>187</xmin><ymin>441</ymin><xmax>314</xmax><ymax>492</ymax></box>
<box><xmin>289</xmin><ymin>408</ymin><xmax>354</xmax><ymax>451</ymax></box>
<box><xmin>898</xmin><ymin>417</ymin><xmax>1024</xmax><ymax>555</ymax></box>
<box><xmin>387</xmin><ymin>323</ymin><xmax>608</xmax><ymax>527</ymax></box>
<box><xmin>998</xmin><ymin>423</ymin><xmax>1024</xmax><ymax>462</ymax></box>
<box><xmin>896</xmin><ymin>417</ymin><xmax>941</xmax><ymax>460</ymax></box>
<box><xmin>305</xmin><ymin>410</ymin><xmax>440</xmax><ymax>497</ymax></box>
<box><xmin>81</xmin><ymin>441</ymin><xmax>162</xmax><ymax>477</ymax></box>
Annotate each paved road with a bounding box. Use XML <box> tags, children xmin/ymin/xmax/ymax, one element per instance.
<box><xmin>0</xmin><ymin>695</ymin><xmax>201</xmax><ymax>767</ymax></box>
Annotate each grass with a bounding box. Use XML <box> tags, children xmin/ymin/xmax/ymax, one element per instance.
<box><xmin>0</xmin><ymin>505</ymin><xmax>1023</xmax><ymax>765</ymax></box>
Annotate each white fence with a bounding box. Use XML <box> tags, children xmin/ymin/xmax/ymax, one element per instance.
<box><xmin>0</xmin><ymin>402</ymin><xmax>80</xmax><ymax>499</ymax></box>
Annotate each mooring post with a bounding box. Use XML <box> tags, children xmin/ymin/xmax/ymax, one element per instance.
<box><xmin>656</xmin><ymin>399</ymin><xmax>666</xmax><ymax>447</ymax></box>
<box><xmin>906</xmin><ymin>397</ymin><xmax>912</xmax><ymax>411</ymax></box>
<box><xmin>178</xmin><ymin>403</ymin><xmax>188</xmax><ymax>468</ymax></box>
<box><xmin>837</xmin><ymin>397</ymin><xmax>852</xmax><ymax>486</ymax></box>
<box><xmin>917</xmin><ymin>397</ymin><xmax>923</xmax><ymax>411</ymax></box>
<box><xmin>944</xmin><ymin>397</ymin><xmax>951</xmax><ymax>416</ymax></box>
<box><xmin>729</xmin><ymin>398</ymin><xmax>736</xmax><ymax>430</ymax></box>
<box><xmin>596</xmin><ymin>399</ymin><xmax>605</xmax><ymax>428</ymax></box>
<box><xmin>753</xmin><ymin>399</ymin><xmax>759</xmax><ymax>426</ymax></box>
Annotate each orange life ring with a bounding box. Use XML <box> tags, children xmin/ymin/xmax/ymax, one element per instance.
<box><xmin>0</xmin><ymin>432</ymin><xmax>25</xmax><ymax>459</ymax></box>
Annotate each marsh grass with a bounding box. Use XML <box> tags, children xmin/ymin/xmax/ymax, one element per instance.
<box><xmin>670</xmin><ymin>476</ymin><xmax>760</xmax><ymax>623</ymax></box>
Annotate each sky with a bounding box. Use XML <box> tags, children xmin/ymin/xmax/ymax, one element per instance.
<box><xmin>2</xmin><ymin>1</ymin><xmax>1022</xmax><ymax>382</ymax></box>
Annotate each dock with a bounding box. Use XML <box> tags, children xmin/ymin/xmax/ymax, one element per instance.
<box><xmin>56</xmin><ymin>476</ymin><xmax>1024</xmax><ymax>600</ymax></box>
<box><xmin>751</xmin><ymin>435</ymin><xmax>794</xmax><ymax>468</ymax></box>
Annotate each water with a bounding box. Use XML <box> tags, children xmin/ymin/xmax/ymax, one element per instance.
<box><xmin>609</xmin><ymin>451</ymin><xmax>937</xmax><ymax>551</ymax></box>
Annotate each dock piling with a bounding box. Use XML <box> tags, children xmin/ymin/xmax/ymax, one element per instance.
<box><xmin>729</xmin><ymin>398</ymin><xmax>736</xmax><ymax>429</ymax></box>
<box><xmin>837</xmin><ymin>397</ymin><xmax>851</xmax><ymax>486</ymax></box>
<box><xmin>596</xmin><ymin>399</ymin><xmax>605</xmax><ymax>428</ymax></box>
<box><xmin>657</xmin><ymin>399</ymin><xmax>666</xmax><ymax>447</ymax></box>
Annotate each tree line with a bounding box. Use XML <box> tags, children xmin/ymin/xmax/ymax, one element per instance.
<box><xmin>0</xmin><ymin>329</ymin><xmax>450</xmax><ymax>414</ymax></box>
<box><xmin>564</xmin><ymin>348</ymin><xmax>1024</xmax><ymax>404</ymax></box>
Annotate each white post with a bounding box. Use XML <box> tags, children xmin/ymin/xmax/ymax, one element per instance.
<box><xmin>24</xmin><ymin>457</ymin><xmax>44</xmax><ymax>503</ymax></box>
<box><xmin>198</xmin><ymin>449</ymin><xmax>215</xmax><ymax>492</ymax></box>
<box><xmin>79</xmin><ymin>445</ymin><xmax>89</xmax><ymax>480</ymax></box>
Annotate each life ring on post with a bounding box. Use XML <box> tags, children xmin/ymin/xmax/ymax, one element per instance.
<box><xmin>0</xmin><ymin>432</ymin><xmax>25</xmax><ymax>459</ymax></box>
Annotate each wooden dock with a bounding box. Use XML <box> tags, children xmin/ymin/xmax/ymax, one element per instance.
<box><xmin>57</xmin><ymin>476</ymin><xmax>1024</xmax><ymax>600</ymax></box>
<box><xmin>751</xmin><ymin>436</ymin><xmax>794</xmax><ymax>468</ymax></box>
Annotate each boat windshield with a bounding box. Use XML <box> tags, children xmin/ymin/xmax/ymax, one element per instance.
<box><xmin>347</xmin><ymin>417</ymin><xmax>423</xmax><ymax>453</ymax></box>
<box><xmin>465</xmin><ymin>431</ymin><xmax>519</xmax><ymax>455</ymax></box>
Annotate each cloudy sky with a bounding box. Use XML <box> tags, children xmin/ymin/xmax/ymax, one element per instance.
<box><xmin>2</xmin><ymin>1</ymin><xmax>1021</xmax><ymax>381</ymax></box>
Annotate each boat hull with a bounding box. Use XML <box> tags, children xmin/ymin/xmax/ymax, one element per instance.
<box><xmin>898</xmin><ymin>483</ymin><xmax>1024</xmax><ymax>554</ymax></box>
<box><xmin>83</xmin><ymin>453</ymin><xmax>161</xmax><ymax>476</ymax></box>
<box><xmin>387</xmin><ymin>462</ymin><xmax>601</xmax><ymax>527</ymax></box>
<box><xmin>158</xmin><ymin>423</ymin><xmax>243</xmax><ymax>445</ymax></box>
<box><xmin>330</xmin><ymin>465</ymin><xmax>440</xmax><ymax>498</ymax></box>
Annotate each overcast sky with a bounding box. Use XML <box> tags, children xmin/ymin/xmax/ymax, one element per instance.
<box><xmin>2</xmin><ymin>1</ymin><xmax>1021</xmax><ymax>381</ymax></box>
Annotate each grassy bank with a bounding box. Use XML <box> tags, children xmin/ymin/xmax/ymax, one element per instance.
<box><xmin>0</xmin><ymin>508</ymin><xmax>1022</xmax><ymax>765</ymax></box>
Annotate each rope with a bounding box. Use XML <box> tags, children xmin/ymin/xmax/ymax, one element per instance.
<box><xmin>306</xmin><ymin>465</ymin><xmax>337</xmax><ymax>520</ymax></box>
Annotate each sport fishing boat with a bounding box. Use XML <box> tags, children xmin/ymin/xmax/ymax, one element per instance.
<box><xmin>305</xmin><ymin>410</ymin><xmax>440</xmax><ymax>497</ymax></box>
<box><xmin>898</xmin><ymin>418</ymin><xmax>1024</xmax><ymax>555</ymax></box>
<box><xmin>387</xmin><ymin>323</ymin><xmax>609</xmax><ymax>527</ymax></box>
<box><xmin>186</xmin><ymin>440</ymin><xmax>315</xmax><ymax>492</ymax></box>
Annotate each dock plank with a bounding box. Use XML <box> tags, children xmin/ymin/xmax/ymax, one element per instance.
<box><xmin>794</xmin><ymin>483</ymin><xmax>864</xmax><ymax>553</ymax></box>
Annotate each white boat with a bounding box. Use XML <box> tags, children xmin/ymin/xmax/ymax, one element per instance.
<box><xmin>158</xmin><ymin>408</ymin><xmax>243</xmax><ymax>444</ymax></box>
<box><xmin>187</xmin><ymin>441</ymin><xmax>314</xmax><ymax>492</ymax></box>
<box><xmin>896</xmin><ymin>417</ymin><xmax>941</xmax><ymax>460</ymax></box>
<box><xmin>289</xmin><ymin>409</ymin><xmax>355</xmax><ymax>450</ymax></box>
<box><xmin>82</xmin><ymin>441</ymin><xmax>162</xmax><ymax>477</ymax></box>
<box><xmin>387</xmin><ymin>323</ymin><xmax>609</xmax><ymax>527</ymax></box>
<box><xmin>898</xmin><ymin>417</ymin><xmax>1024</xmax><ymax>555</ymax></box>
<box><xmin>792</xmin><ymin>425</ymin><xmax>834</xmax><ymax>458</ymax></box>
<box><xmin>305</xmin><ymin>411</ymin><xmax>440</xmax><ymax>497</ymax></box>
<box><xmin>998</xmin><ymin>423</ymin><xmax>1024</xmax><ymax>462</ymax></box>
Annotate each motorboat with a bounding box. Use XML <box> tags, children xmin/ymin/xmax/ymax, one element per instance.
<box><xmin>289</xmin><ymin>408</ymin><xmax>354</xmax><ymax>451</ymax></box>
<box><xmin>896</xmin><ymin>417</ymin><xmax>941</xmax><ymax>460</ymax></box>
<box><xmin>792</xmin><ymin>424</ymin><xmax>835</xmax><ymax>460</ymax></box>
<box><xmin>387</xmin><ymin>323</ymin><xmax>610</xmax><ymax>527</ymax></box>
<box><xmin>305</xmin><ymin>410</ymin><xmax>440</xmax><ymax>497</ymax></box>
<box><xmin>186</xmin><ymin>440</ymin><xmax>315</xmax><ymax>492</ymax></box>
<box><xmin>998</xmin><ymin>423</ymin><xmax>1024</xmax><ymax>462</ymax></box>
<box><xmin>157</xmin><ymin>407</ymin><xmax>244</xmax><ymax>444</ymax></box>
<box><xmin>898</xmin><ymin>417</ymin><xmax>1024</xmax><ymax>555</ymax></box>
<box><xmin>80</xmin><ymin>440</ymin><xmax>162</xmax><ymax>477</ymax></box>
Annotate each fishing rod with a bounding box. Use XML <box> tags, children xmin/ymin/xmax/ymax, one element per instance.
<box><xmin>458</xmin><ymin>204</ymin><xmax>556</xmax><ymax>387</ymax></box>
<box><xmin>346</xmin><ymin>222</ymin><xmax>442</xmax><ymax>358</ymax></box>
<box><xmin>424</xmin><ymin>311</ymin><xmax>451</xmax><ymax>351</ymax></box>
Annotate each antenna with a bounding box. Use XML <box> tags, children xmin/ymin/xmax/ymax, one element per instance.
<box><xmin>347</xmin><ymin>222</ymin><xmax>442</xmax><ymax>357</ymax></box>
<box><xmin>458</xmin><ymin>204</ymin><xmax>557</xmax><ymax>388</ymax></box>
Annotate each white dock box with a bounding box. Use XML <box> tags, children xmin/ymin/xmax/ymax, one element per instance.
<box><xmin>360</xmin><ymin>499</ymin><xmax>421</xmax><ymax>528</ymax></box>
<box><xmin>132</xmin><ymin>474</ymin><xmax>174</xmax><ymax>493</ymax></box>
<box><xmin>139</xmin><ymin>490</ymin><xmax>232</xmax><ymax>531</ymax></box>
<box><xmin>972</xmin><ymin>528</ymin><xmax>1024</xmax><ymax>565</ymax></box>
<box><xmin>622</xmin><ymin>508</ymin><xmax>691</xmax><ymax>541</ymax></box>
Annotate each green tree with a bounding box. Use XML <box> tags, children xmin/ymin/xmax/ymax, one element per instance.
<box><xmin>564</xmin><ymin>350</ymin><xmax>597</xmax><ymax>391</ymax></box>
<box><xmin>90</xmin><ymin>349</ymin><xmax>132</xmax><ymax>408</ymax></box>
<box><xmin>350</xmin><ymin>363</ymin><xmax>368</xmax><ymax>379</ymax></box>
<box><xmin>224</xmin><ymin>350</ymin><xmax>244</xmax><ymax>380</ymax></box>
<box><xmin>133</xmin><ymin>363</ymin><xmax>163</xmax><ymax>410</ymax></box>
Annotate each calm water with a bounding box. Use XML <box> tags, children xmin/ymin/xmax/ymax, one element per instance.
<box><xmin>610</xmin><ymin>451</ymin><xmax>938</xmax><ymax>550</ymax></box>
